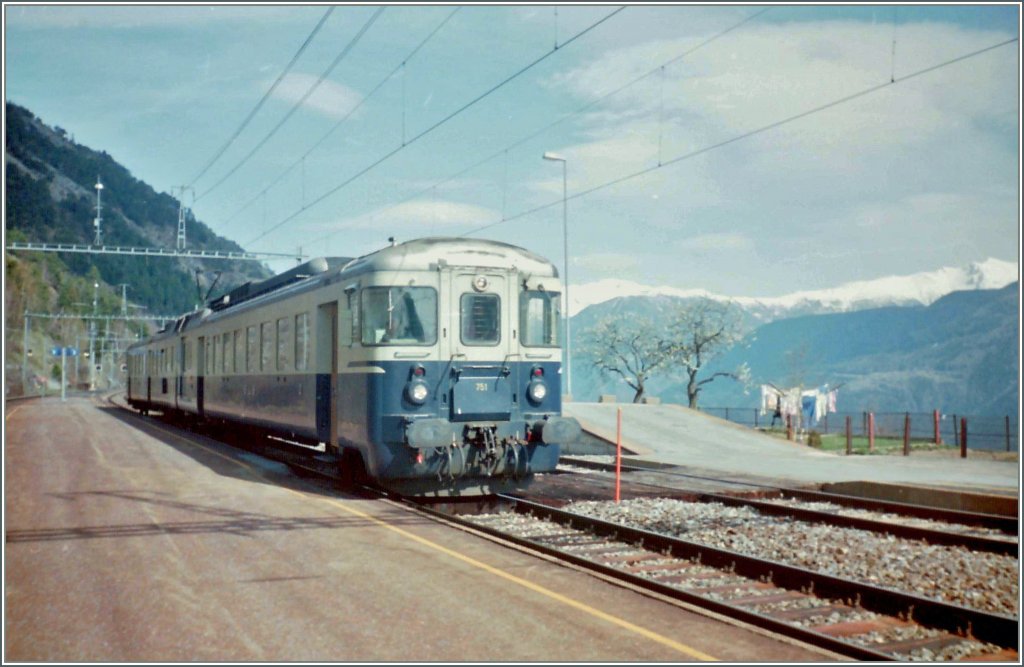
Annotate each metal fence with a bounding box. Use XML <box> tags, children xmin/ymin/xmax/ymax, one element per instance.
<box><xmin>699</xmin><ymin>407</ymin><xmax>1019</xmax><ymax>453</ymax></box>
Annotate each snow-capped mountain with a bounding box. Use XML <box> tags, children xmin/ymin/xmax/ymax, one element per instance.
<box><xmin>569</xmin><ymin>258</ymin><xmax>1018</xmax><ymax>319</ymax></box>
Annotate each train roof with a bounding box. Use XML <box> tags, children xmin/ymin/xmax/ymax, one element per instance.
<box><xmin>128</xmin><ymin>237</ymin><xmax>558</xmax><ymax>349</ymax></box>
<box><xmin>340</xmin><ymin>237</ymin><xmax>558</xmax><ymax>277</ymax></box>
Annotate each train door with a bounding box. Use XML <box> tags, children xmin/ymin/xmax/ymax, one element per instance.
<box><xmin>196</xmin><ymin>335</ymin><xmax>205</xmax><ymax>417</ymax></box>
<box><xmin>316</xmin><ymin>302</ymin><xmax>338</xmax><ymax>449</ymax></box>
<box><xmin>442</xmin><ymin>267</ymin><xmax>515</xmax><ymax>421</ymax></box>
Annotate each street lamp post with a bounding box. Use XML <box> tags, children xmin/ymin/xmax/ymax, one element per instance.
<box><xmin>543</xmin><ymin>151</ymin><xmax>571</xmax><ymax>399</ymax></box>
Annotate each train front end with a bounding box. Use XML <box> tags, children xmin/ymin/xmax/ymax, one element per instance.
<box><xmin>347</xmin><ymin>239</ymin><xmax>579</xmax><ymax>496</ymax></box>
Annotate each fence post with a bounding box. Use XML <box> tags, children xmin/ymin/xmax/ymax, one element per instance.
<box><xmin>1006</xmin><ymin>415</ymin><xmax>1011</xmax><ymax>453</ymax></box>
<box><xmin>863</xmin><ymin>411</ymin><xmax>868</xmax><ymax>437</ymax></box>
<box><xmin>952</xmin><ymin>414</ymin><xmax>959</xmax><ymax>448</ymax></box>
<box><xmin>845</xmin><ymin>415</ymin><xmax>852</xmax><ymax>455</ymax></box>
<box><xmin>960</xmin><ymin>417</ymin><xmax>967</xmax><ymax>458</ymax></box>
<box><xmin>786</xmin><ymin>414</ymin><xmax>793</xmax><ymax>441</ymax></box>
<box><xmin>933</xmin><ymin>410</ymin><xmax>941</xmax><ymax>445</ymax></box>
<box><xmin>868</xmin><ymin>411</ymin><xmax>876</xmax><ymax>454</ymax></box>
<box><xmin>725</xmin><ymin>407</ymin><xmax>730</xmax><ymax>422</ymax></box>
<box><xmin>754</xmin><ymin>409</ymin><xmax>758</xmax><ymax>429</ymax></box>
<box><xmin>903</xmin><ymin>412</ymin><xmax>910</xmax><ymax>456</ymax></box>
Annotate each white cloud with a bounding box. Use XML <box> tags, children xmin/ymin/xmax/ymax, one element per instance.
<box><xmin>324</xmin><ymin>199</ymin><xmax>500</xmax><ymax>231</ymax></box>
<box><xmin>572</xmin><ymin>252</ymin><xmax>642</xmax><ymax>277</ymax></box>
<box><xmin>271</xmin><ymin>73</ymin><xmax>364</xmax><ymax>120</ymax></box>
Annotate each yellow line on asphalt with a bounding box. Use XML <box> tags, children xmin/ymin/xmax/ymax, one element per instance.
<box><xmin>5</xmin><ymin>405</ymin><xmax>24</xmax><ymax>422</ymax></box>
<box><xmin>303</xmin><ymin>492</ymin><xmax>718</xmax><ymax>661</ymax></box>
<box><xmin>123</xmin><ymin>405</ymin><xmax>716</xmax><ymax>660</ymax></box>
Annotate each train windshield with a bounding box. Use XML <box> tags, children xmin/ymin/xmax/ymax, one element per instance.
<box><xmin>520</xmin><ymin>290</ymin><xmax>561</xmax><ymax>347</ymax></box>
<box><xmin>361</xmin><ymin>287</ymin><xmax>437</xmax><ymax>346</ymax></box>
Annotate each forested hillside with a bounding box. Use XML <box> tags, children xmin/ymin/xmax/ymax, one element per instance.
<box><xmin>4</xmin><ymin>101</ymin><xmax>271</xmax><ymax>394</ymax></box>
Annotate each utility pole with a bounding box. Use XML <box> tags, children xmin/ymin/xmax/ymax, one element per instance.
<box><xmin>118</xmin><ymin>283</ymin><xmax>130</xmax><ymax>316</ymax></box>
<box><xmin>173</xmin><ymin>186</ymin><xmax>194</xmax><ymax>250</ymax></box>
<box><xmin>93</xmin><ymin>177</ymin><xmax>104</xmax><ymax>246</ymax></box>
<box><xmin>21</xmin><ymin>311</ymin><xmax>29</xmax><ymax>393</ymax></box>
<box><xmin>89</xmin><ymin>282</ymin><xmax>98</xmax><ymax>391</ymax></box>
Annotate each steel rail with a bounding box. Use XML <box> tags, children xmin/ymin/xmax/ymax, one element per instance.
<box><xmin>699</xmin><ymin>492</ymin><xmax>1018</xmax><ymax>556</ymax></box>
<box><xmin>491</xmin><ymin>495</ymin><xmax>1019</xmax><ymax>650</ymax></box>
<box><xmin>560</xmin><ymin>456</ymin><xmax>1018</xmax><ymax>533</ymax></box>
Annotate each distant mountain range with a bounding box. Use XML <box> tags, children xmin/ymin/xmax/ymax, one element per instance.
<box><xmin>568</xmin><ymin>282</ymin><xmax>1020</xmax><ymax>418</ymax></box>
<box><xmin>569</xmin><ymin>257</ymin><xmax>1017</xmax><ymax>321</ymax></box>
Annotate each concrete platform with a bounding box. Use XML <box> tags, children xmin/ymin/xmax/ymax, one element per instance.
<box><xmin>564</xmin><ymin>403</ymin><xmax>1020</xmax><ymax>496</ymax></box>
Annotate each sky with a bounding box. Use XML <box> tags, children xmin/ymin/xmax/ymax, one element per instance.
<box><xmin>3</xmin><ymin>3</ymin><xmax>1021</xmax><ymax>298</ymax></box>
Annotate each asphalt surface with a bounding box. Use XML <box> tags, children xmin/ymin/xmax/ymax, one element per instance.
<box><xmin>565</xmin><ymin>402</ymin><xmax>1020</xmax><ymax>491</ymax></box>
<box><xmin>4</xmin><ymin>396</ymin><xmax>832</xmax><ymax>662</ymax></box>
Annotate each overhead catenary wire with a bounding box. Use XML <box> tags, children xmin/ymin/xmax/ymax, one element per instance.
<box><xmin>195</xmin><ymin>6</ymin><xmax>386</xmax><ymax>204</ymax></box>
<box><xmin>221</xmin><ymin>7</ymin><xmax>461</xmax><ymax>229</ymax></box>
<box><xmin>299</xmin><ymin>6</ymin><xmax>771</xmax><ymax>250</ymax></box>
<box><xmin>459</xmin><ymin>36</ymin><xmax>1019</xmax><ymax>238</ymax></box>
<box><xmin>188</xmin><ymin>7</ymin><xmax>335</xmax><ymax>188</ymax></box>
<box><xmin>244</xmin><ymin>6</ymin><xmax>626</xmax><ymax>248</ymax></box>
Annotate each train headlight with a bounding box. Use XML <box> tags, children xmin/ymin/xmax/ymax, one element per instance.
<box><xmin>406</xmin><ymin>381</ymin><xmax>429</xmax><ymax>405</ymax></box>
<box><xmin>527</xmin><ymin>380</ymin><xmax>547</xmax><ymax>404</ymax></box>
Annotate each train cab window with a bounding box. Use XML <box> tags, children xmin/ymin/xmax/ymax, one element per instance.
<box><xmin>260</xmin><ymin>322</ymin><xmax>273</xmax><ymax>371</ymax></box>
<box><xmin>295</xmin><ymin>313</ymin><xmax>309</xmax><ymax>371</ymax></box>
<box><xmin>520</xmin><ymin>290</ymin><xmax>561</xmax><ymax>347</ymax></box>
<box><xmin>360</xmin><ymin>287</ymin><xmax>437</xmax><ymax>346</ymax></box>
<box><xmin>276</xmin><ymin>317</ymin><xmax>292</xmax><ymax>371</ymax></box>
<box><xmin>246</xmin><ymin>326</ymin><xmax>257</xmax><ymax>372</ymax></box>
<box><xmin>460</xmin><ymin>293</ymin><xmax>501</xmax><ymax>345</ymax></box>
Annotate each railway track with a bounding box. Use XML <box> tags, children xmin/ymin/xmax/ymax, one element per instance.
<box><xmin>558</xmin><ymin>456</ymin><xmax>1018</xmax><ymax>543</ymax></box>
<box><xmin>414</xmin><ymin>494</ymin><xmax>1018</xmax><ymax>662</ymax></box>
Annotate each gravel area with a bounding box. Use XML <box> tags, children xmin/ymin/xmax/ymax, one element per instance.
<box><xmin>765</xmin><ymin>497</ymin><xmax>1017</xmax><ymax>542</ymax></box>
<box><xmin>563</xmin><ymin>498</ymin><xmax>1019</xmax><ymax>616</ymax></box>
<box><xmin>467</xmin><ymin>509</ymin><xmax>1009</xmax><ymax>660</ymax></box>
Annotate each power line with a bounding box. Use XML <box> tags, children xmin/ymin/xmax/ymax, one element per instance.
<box><xmin>220</xmin><ymin>7</ymin><xmax>461</xmax><ymax>229</ymax></box>
<box><xmin>189</xmin><ymin>7</ymin><xmax>335</xmax><ymax>187</ymax></box>
<box><xmin>195</xmin><ymin>7</ymin><xmax>386</xmax><ymax>204</ymax></box>
<box><xmin>460</xmin><ymin>37</ymin><xmax>1019</xmax><ymax>238</ymax></box>
<box><xmin>301</xmin><ymin>7</ymin><xmax>772</xmax><ymax>250</ymax></box>
<box><xmin>244</xmin><ymin>6</ymin><xmax>627</xmax><ymax>248</ymax></box>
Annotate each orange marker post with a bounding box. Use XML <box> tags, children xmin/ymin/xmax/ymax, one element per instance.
<box><xmin>615</xmin><ymin>407</ymin><xmax>622</xmax><ymax>503</ymax></box>
<box><xmin>868</xmin><ymin>412</ymin><xmax>875</xmax><ymax>452</ymax></box>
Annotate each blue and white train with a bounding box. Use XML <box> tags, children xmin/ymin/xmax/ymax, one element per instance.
<box><xmin>125</xmin><ymin>237</ymin><xmax>580</xmax><ymax>495</ymax></box>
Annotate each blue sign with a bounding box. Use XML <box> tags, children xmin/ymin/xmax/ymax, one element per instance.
<box><xmin>50</xmin><ymin>347</ymin><xmax>79</xmax><ymax>357</ymax></box>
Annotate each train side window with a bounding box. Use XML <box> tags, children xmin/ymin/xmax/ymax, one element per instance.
<box><xmin>260</xmin><ymin>322</ymin><xmax>273</xmax><ymax>371</ymax></box>
<box><xmin>222</xmin><ymin>334</ymin><xmax>231</xmax><ymax>374</ymax></box>
<box><xmin>211</xmin><ymin>338</ymin><xmax>217</xmax><ymax>376</ymax></box>
<box><xmin>277</xmin><ymin>317</ymin><xmax>292</xmax><ymax>371</ymax></box>
<box><xmin>295</xmin><ymin>313</ymin><xmax>309</xmax><ymax>371</ymax></box>
<box><xmin>233</xmin><ymin>330</ymin><xmax>243</xmax><ymax>374</ymax></box>
<box><xmin>520</xmin><ymin>290</ymin><xmax>561</xmax><ymax>347</ymax></box>
<box><xmin>460</xmin><ymin>293</ymin><xmax>501</xmax><ymax>346</ymax></box>
<box><xmin>246</xmin><ymin>326</ymin><xmax>257</xmax><ymax>372</ymax></box>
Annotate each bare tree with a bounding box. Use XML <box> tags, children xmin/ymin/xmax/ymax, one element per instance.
<box><xmin>671</xmin><ymin>298</ymin><xmax>749</xmax><ymax>409</ymax></box>
<box><xmin>581</xmin><ymin>298</ymin><xmax>749</xmax><ymax>405</ymax></box>
<box><xmin>583</xmin><ymin>314</ymin><xmax>679</xmax><ymax>403</ymax></box>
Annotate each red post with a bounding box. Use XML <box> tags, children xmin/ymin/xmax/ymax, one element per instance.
<box><xmin>615</xmin><ymin>407</ymin><xmax>622</xmax><ymax>503</ymax></box>
<box><xmin>933</xmin><ymin>410</ymin><xmax>941</xmax><ymax>445</ymax></box>
<box><xmin>868</xmin><ymin>412</ymin><xmax>875</xmax><ymax>452</ymax></box>
<box><xmin>903</xmin><ymin>413</ymin><xmax>910</xmax><ymax>456</ymax></box>
<box><xmin>960</xmin><ymin>417</ymin><xmax>967</xmax><ymax>458</ymax></box>
<box><xmin>845</xmin><ymin>415</ymin><xmax>852</xmax><ymax>455</ymax></box>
